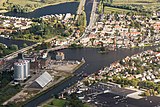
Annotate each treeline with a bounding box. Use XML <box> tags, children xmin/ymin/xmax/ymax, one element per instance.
<box><xmin>7</xmin><ymin>4</ymin><xmax>32</xmax><ymax>13</ymax></box>
<box><xmin>112</xmin><ymin>75</ymin><xmax>160</xmax><ymax>96</ymax></box>
<box><xmin>76</xmin><ymin>10</ymin><xmax>87</xmax><ymax>32</ymax></box>
<box><xmin>98</xmin><ymin>0</ymin><xmax>103</xmax><ymax>14</ymax></box>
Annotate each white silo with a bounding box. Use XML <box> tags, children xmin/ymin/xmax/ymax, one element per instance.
<box><xmin>14</xmin><ymin>62</ymin><xmax>25</xmax><ymax>81</ymax></box>
<box><xmin>23</xmin><ymin>60</ymin><xmax>30</xmax><ymax>78</ymax></box>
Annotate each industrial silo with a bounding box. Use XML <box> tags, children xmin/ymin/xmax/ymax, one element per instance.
<box><xmin>23</xmin><ymin>60</ymin><xmax>30</xmax><ymax>78</ymax></box>
<box><xmin>14</xmin><ymin>62</ymin><xmax>25</xmax><ymax>81</ymax></box>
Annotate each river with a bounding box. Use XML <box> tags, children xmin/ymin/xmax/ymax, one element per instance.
<box><xmin>24</xmin><ymin>45</ymin><xmax>160</xmax><ymax>107</ymax></box>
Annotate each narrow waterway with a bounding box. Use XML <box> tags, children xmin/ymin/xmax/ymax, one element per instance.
<box><xmin>0</xmin><ymin>37</ymin><xmax>35</xmax><ymax>48</ymax></box>
<box><xmin>4</xmin><ymin>2</ymin><xmax>79</xmax><ymax>18</ymax></box>
<box><xmin>24</xmin><ymin>45</ymin><xmax>160</xmax><ymax>107</ymax></box>
<box><xmin>85</xmin><ymin>0</ymin><xmax>93</xmax><ymax>25</ymax></box>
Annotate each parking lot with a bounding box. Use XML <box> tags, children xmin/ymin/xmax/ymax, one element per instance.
<box><xmin>76</xmin><ymin>82</ymin><xmax>160</xmax><ymax>107</ymax></box>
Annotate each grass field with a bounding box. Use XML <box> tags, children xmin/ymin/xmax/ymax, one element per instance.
<box><xmin>43</xmin><ymin>99</ymin><xmax>91</xmax><ymax>107</ymax></box>
<box><xmin>112</xmin><ymin>0</ymin><xmax>158</xmax><ymax>4</ymax></box>
<box><xmin>112</xmin><ymin>0</ymin><xmax>160</xmax><ymax>11</ymax></box>
<box><xmin>0</xmin><ymin>0</ymin><xmax>7</xmax><ymax>12</ymax></box>
<box><xmin>103</xmin><ymin>0</ymin><xmax>160</xmax><ymax>15</ymax></box>
<box><xmin>104</xmin><ymin>6</ymin><xmax>132</xmax><ymax>14</ymax></box>
<box><xmin>43</xmin><ymin>99</ymin><xmax>67</xmax><ymax>107</ymax></box>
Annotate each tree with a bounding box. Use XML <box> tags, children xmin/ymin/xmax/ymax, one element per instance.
<box><xmin>157</xmin><ymin>86</ymin><xmax>160</xmax><ymax>94</ymax></box>
<box><xmin>22</xmin><ymin>43</ymin><xmax>28</xmax><ymax>48</ymax></box>
<box><xmin>68</xmin><ymin>94</ymin><xmax>83</xmax><ymax>107</ymax></box>
<box><xmin>10</xmin><ymin>44</ymin><xmax>18</xmax><ymax>51</ymax></box>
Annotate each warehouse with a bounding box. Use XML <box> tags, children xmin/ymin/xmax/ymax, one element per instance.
<box><xmin>30</xmin><ymin>72</ymin><xmax>53</xmax><ymax>89</ymax></box>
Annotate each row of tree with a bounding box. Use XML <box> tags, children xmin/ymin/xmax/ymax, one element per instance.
<box><xmin>111</xmin><ymin>75</ymin><xmax>160</xmax><ymax>95</ymax></box>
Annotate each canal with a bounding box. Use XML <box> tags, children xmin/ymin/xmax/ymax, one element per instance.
<box><xmin>4</xmin><ymin>2</ymin><xmax>79</xmax><ymax>18</ymax></box>
<box><xmin>24</xmin><ymin>45</ymin><xmax>160</xmax><ymax>107</ymax></box>
<box><xmin>0</xmin><ymin>37</ymin><xmax>35</xmax><ymax>48</ymax></box>
<box><xmin>4</xmin><ymin>0</ymin><xmax>93</xmax><ymax>25</ymax></box>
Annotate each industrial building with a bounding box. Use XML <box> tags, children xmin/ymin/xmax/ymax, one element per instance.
<box><xmin>14</xmin><ymin>60</ymin><xmax>30</xmax><ymax>81</ymax></box>
<box><xmin>56</xmin><ymin>52</ymin><xmax>65</xmax><ymax>60</ymax></box>
<box><xmin>30</xmin><ymin>72</ymin><xmax>53</xmax><ymax>89</ymax></box>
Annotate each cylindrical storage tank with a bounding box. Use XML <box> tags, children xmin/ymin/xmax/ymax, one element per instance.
<box><xmin>23</xmin><ymin>60</ymin><xmax>30</xmax><ymax>78</ymax></box>
<box><xmin>14</xmin><ymin>62</ymin><xmax>25</xmax><ymax>81</ymax></box>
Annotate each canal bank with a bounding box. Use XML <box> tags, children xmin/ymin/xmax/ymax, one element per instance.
<box><xmin>4</xmin><ymin>2</ymin><xmax>79</xmax><ymax>18</ymax></box>
<box><xmin>23</xmin><ymin>45</ymin><xmax>160</xmax><ymax>107</ymax></box>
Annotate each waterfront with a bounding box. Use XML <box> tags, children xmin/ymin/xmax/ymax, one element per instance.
<box><xmin>24</xmin><ymin>46</ymin><xmax>160</xmax><ymax>107</ymax></box>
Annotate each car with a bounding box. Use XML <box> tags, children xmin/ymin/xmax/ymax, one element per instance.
<box><xmin>114</xmin><ymin>96</ymin><xmax>120</xmax><ymax>99</ymax></box>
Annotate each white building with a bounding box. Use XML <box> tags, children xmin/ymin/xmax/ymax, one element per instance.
<box><xmin>14</xmin><ymin>60</ymin><xmax>30</xmax><ymax>81</ymax></box>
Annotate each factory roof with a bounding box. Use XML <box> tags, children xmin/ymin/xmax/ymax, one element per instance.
<box><xmin>35</xmin><ymin>71</ymin><xmax>52</xmax><ymax>88</ymax></box>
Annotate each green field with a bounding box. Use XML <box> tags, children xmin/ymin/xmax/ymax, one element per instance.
<box><xmin>104</xmin><ymin>6</ymin><xmax>132</xmax><ymax>14</ymax></box>
<box><xmin>103</xmin><ymin>0</ymin><xmax>160</xmax><ymax>15</ymax></box>
<box><xmin>43</xmin><ymin>99</ymin><xmax>91</xmax><ymax>107</ymax></box>
<box><xmin>112</xmin><ymin>0</ymin><xmax>160</xmax><ymax>11</ymax></box>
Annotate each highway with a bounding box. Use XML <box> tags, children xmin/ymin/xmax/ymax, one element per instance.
<box><xmin>75</xmin><ymin>0</ymin><xmax>86</xmax><ymax>21</ymax></box>
<box><xmin>88</xmin><ymin>0</ymin><xmax>98</xmax><ymax>30</ymax></box>
<box><xmin>79</xmin><ymin>0</ymin><xmax>98</xmax><ymax>40</ymax></box>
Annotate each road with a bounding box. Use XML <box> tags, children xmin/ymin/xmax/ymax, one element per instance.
<box><xmin>78</xmin><ymin>0</ymin><xmax>98</xmax><ymax>41</ymax></box>
<box><xmin>87</xmin><ymin>0</ymin><xmax>98</xmax><ymax>30</ymax></box>
<box><xmin>75</xmin><ymin>0</ymin><xmax>86</xmax><ymax>21</ymax></box>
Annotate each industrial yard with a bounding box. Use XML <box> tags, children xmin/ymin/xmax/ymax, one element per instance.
<box><xmin>1</xmin><ymin>50</ymin><xmax>85</xmax><ymax>105</ymax></box>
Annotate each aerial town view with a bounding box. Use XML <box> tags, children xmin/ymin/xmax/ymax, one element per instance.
<box><xmin>0</xmin><ymin>0</ymin><xmax>160</xmax><ymax>107</ymax></box>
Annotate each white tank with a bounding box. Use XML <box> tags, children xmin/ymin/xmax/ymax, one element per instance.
<box><xmin>23</xmin><ymin>60</ymin><xmax>30</xmax><ymax>78</ymax></box>
<box><xmin>14</xmin><ymin>62</ymin><xmax>25</xmax><ymax>81</ymax></box>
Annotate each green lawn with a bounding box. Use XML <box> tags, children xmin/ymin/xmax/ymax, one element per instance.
<box><xmin>43</xmin><ymin>99</ymin><xmax>91</xmax><ymax>107</ymax></box>
<box><xmin>104</xmin><ymin>6</ymin><xmax>132</xmax><ymax>14</ymax></box>
<box><xmin>43</xmin><ymin>99</ymin><xmax>67</xmax><ymax>107</ymax></box>
<box><xmin>113</xmin><ymin>0</ymin><xmax>158</xmax><ymax>4</ymax></box>
<box><xmin>112</xmin><ymin>0</ymin><xmax>160</xmax><ymax>11</ymax></box>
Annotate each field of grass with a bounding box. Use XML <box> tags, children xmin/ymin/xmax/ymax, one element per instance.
<box><xmin>112</xmin><ymin>0</ymin><xmax>160</xmax><ymax>11</ymax></box>
<box><xmin>43</xmin><ymin>99</ymin><xmax>67</xmax><ymax>107</ymax></box>
<box><xmin>104</xmin><ymin>6</ymin><xmax>133</xmax><ymax>14</ymax></box>
<box><xmin>43</xmin><ymin>99</ymin><xmax>91</xmax><ymax>107</ymax></box>
<box><xmin>113</xmin><ymin>0</ymin><xmax>157</xmax><ymax>4</ymax></box>
<box><xmin>0</xmin><ymin>0</ymin><xmax>7</xmax><ymax>12</ymax></box>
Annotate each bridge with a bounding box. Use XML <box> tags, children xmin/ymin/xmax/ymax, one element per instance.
<box><xmin>44</xmin><ymin>45</ymin><xmax>69</xmax><ymax>53</ymax></box>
